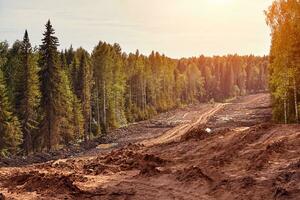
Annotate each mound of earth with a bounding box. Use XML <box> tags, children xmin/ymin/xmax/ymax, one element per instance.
<box><xmin>79</xmin><ymin>143</ymin><xmax>168</xmax><ymax>178</ymax></box>
<box><xmin>99</xmin><ymin>144</ymin><xmax>167</xmax><ymax>172</ymax></box>
<box><xmin>5</xmin><ymin>171</ymin><xmax>82</xmax><ymax>195</ymax></box>
<box><xmin>3</xmin><ymin>94</ymin><xmax>300</xmax><ymax>200</ymax></box>
<box><xmin>180</xmin><ymin>126</ymin><xmax>208</xmax><ymax>141</ymax></box>
<box><xmin>176</xmin><ymin>166</ymin><xmax>213</xmax><ymax>182</ymax></box>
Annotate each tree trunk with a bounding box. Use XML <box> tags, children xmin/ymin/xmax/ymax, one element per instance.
<box><xmin>103</xmin><ymin>80</ymin><xmax>107</xmax><ymax>131</ymax></box>
<box><xmin>144</xmin><ymin>80</ymin><xmax>147</xmax><ymax>111</ymax></box>
<box><xmin>129</xmin><ymin>83</ymin><xmax>132</xmax><ymax>109</ymax></box>
<box><xmin>294</xmin><ymin>78</ymin><xmax>298</xmax><ymax>123</ymax></box>
<box><xmin>24</xmin><ymin>131</ymin><xmax>30</xmax><ymax>155</ymax></box>
<box><xmin>89</xmin><ymin>106</ymin><xmax>92</xmax><ymax>140</ymax></box>
<box><xmin>48</xmin><ymin>115</ymin><xmax>52</xmax><ymax>151</ymax></box>
<box><xmin>83</xmin><ymin>84</ymin><xmax>88</xmax><ymax>141</ymax></box>
<box><xmin>96</xmin><ymin>83</ymin><xmax>100</xmax><ymax>135</ymax></box>
<box><xmin>284</xmin><ymin>95</ymin><xmax>287</xmax><ymax>124</ymax></box>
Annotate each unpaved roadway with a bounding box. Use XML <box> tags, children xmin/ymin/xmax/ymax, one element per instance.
<box><xmin>142</xmin><ymin>103</ymin><xmax>225</xmax><ymax>147</ymax></box>
<box><xmin>1</xmin><ymin>93</ymin><xmax>300</xmax><ymax>200</ymax></box>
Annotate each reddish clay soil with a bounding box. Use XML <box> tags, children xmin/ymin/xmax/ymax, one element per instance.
<box><xmin>1</xmin><ymin>93</ymin><xmax>300</xmax><ymax>200</ymax></box>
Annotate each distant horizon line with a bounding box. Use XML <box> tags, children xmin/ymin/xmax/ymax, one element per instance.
<box><xmin>1</xmin><ymin>37</ymin><xmax>269</xmax><ymax>60</ymax></box>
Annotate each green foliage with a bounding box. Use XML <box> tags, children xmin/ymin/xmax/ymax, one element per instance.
<box><xmin>0</xmin><ymin>20</ymin><xmax>269</xmax><ymax>155</ymax></box>
<box><xmin>92</xmin><ymin>42</ymin><xmax>127</xmax><ymax>132</ymax></box>
<box><xmin>76</xmin><ymin>48</ymin><xmax>93</xmax><ymax>140</ymax></box>
<box><xmin>0</xmin><ymin>68</ymin><xmax>22</xmax><ymax>155</ymax></box>
<box><xmin>3</xmin><ymin>40</ymin><xmax>23</xmax><ymax>105</ymax></box>
<box><xmin>59</xmin><ymin>70</ymin><xmax>84</xmax><ymax>144</ymax></box>
<box><xmin>266</xmin><ymin>0</ymin><xmax>300</xmax><ymax>123</ymax></box>
<box><xmin>0</xmin><ymin>41</ymin><xmax>8</xmax><ymax>68</ymax></box>
<box><xmin>39</xmin><ymin>20</ymin><xmax>61</xmax><ymax>150</ymax></box>
<box><xmin>17</xmin><ymin>30</ymin><xmax>41</xmax><ymax>154</ymax></box>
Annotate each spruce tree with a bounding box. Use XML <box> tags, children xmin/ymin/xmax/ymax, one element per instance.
<box><xmin>77</xmin><ymin>51</ymin><xmax>92</xmax><ymax>140</ymax></box>
<box><xmin>60</xmin><ymin>50</ymin><xmax>67</xmax><ymax>69</ymax></box>
<box><xmin>18</xmin><ymin>30</ymin><xmax>41</xmax><ymax>154</ymax></box>
<box><xmin>39</xmin><ymin>20</ymin><xmax>61</xmax><ymax>150</ymax></box>
<box><xmin>4</xmin><ymin>41</ymin><xmax>23</xmax><ymax>107</ymax></box>
<box><xmin>71</xmin><ymin>56</ymin><xmax>79</xmax><ymax>96</ymax></box>
<box><xmin>0</xmin><ymin>68</ymin><xmax>22</xmax><ymax>156</ymax></box>
<box><xmin>59</xmin><ymin>70</ymin><xmax>83</xmax><ymax>144</ymax></box>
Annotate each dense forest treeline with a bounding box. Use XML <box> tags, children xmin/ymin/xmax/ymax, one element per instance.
<box><xmin>266</xmin><ymin>0</ymin><xmax>300</xmax><ymax>123</ymax></box>
<box><xmin>0</xmin><ymin>20</ymin><xmax>268</xmax><ymax>156</ymax></box>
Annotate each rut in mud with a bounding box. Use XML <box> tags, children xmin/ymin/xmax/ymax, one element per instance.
<box><xmin>1</xmin><ymin>93</ymin><xmax>300</xmax><ymax>200</ymax></box>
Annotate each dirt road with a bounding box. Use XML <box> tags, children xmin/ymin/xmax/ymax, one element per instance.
<box><xmin>1</xmin><ymin>93</ymin><xmax>300</xmax><ymax>200</ymax></box>
<box><xmin>142</xmin><ymin>103</ymin><xmax>225</xmax><ymax>147</ymax></box>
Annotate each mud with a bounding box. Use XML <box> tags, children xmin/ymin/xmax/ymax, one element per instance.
<box><xmin>2</xmin><ymin>93</ymin><xmax>300</xmax><ymax>200</ymax></box>
<box><xmin>176</xmin><ymin>166</ymin><xmax>213</xmax><ymax>182</ymax></box>
<box><xmin>180</xmin><ymin>126</ymin><xmax>208</xmax><ymax>141</ymax></box>
<box><xmin>5</xmin><ymin>171</ymin><xmax>82</xmax><ymax>195</ymax></box>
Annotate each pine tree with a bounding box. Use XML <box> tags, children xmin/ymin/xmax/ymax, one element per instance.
<box><xmin>0</xmin><ymin>42</ymin><xmax>8</xmax><ymax>70</ymax></box>
<box><xmin>59</xmin><ymin>70</ymin><xmax>84</xmax><ymax>144</ymax></box>
<box><xmin>110</xmin><ymin>44</ymin><xmax>127</xmax><ymax>127</ymax></box>
<box><xmin>225</xmin><ymin>65</ymin><xmax>235</xmax><ymax>97</ymax></box>
<box><xmin>39</xmin><ymin>20</ymin><xmax>61</xmax><ymax>150</ymax></box>
<box><xmin>70</xmin><ymin>56</ymin><xmax>79</xmax><ymax>96</ymax></box>
<box><xmin>0</xmin><ymin>68</ymin><xmax>22</xmax><ymax>156</ymax></box>
<box><xmin>0</xmin><ymin>20</ymin><xmax>270</xmax><ymax>155</ymax></box>
<box><xmin>4</xmin><ymin>40</ymin><xmax>23</xmax><ymax>107</ymax></box>
<box><xmin>77</xmin><ymin>50</ymin><xmax>92</xmax><ymax>140</ymax></box>
<box><xmin>60</xmin><ymin>50</ymin><xmax>67</xmax><ymax>69</ymax></box>
<box><xmin>186</xmin><ymin>64</ymin><xmax>204</xmax><ymax>103</ymax></box>
<box><xmin>65</xmin><ymin>45</ymin><xmax>75</xmax><ymax>66</ymax></box>
<box><xmin>19</xmin><ymin>30</ymin><xmax>41</xmax><ymax>154</ymax></box>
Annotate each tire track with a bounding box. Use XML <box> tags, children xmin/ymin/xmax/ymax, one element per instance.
<box><xmin>141</xmin><ymin>103</ymin><xmax>225</xmax><ymax>147</ymax></box>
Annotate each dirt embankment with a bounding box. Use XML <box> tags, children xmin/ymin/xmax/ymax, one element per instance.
<box><xmin>0</xmin><ymin>103</ymin><xmax>209</xmax><ymax>167</ymax></box>
<box><xmin>1</xmin><ymin>93</ymin><xmax>300</xmax><ymax>200</ymax></box>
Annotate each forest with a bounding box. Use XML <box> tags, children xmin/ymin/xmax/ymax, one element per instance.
<box><xmin>4</xmin><ymin>1</ymin><xmax>300</xmax><ymax>199</ymax></box>
<box><xmin>0</xmin><ymin>21</ymin><xmax>268</xmax><ymax>156</ymax></box>
<box><xmin>266</xmin><ymin>0</ymin><xmax>300</xmax><ymax>124</ymax></box>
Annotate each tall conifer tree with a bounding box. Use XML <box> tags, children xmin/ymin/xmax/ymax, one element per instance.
<box><xmin>77</xmin><ymin>50</ymin><xmax>92</xmax><ymax>140</ymax></box>
<box><xmin>39</xmin><ymin>20</ymin><xmax>61</xmax><ymax>150</ymax></box>
<box><xmin>19</xmin><ymin>30</ymin><xmax>41</xmax><ymax>154</ymax></box>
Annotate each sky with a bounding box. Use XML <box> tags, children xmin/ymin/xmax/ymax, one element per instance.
<box><xmin>0</xmin><ymin>0</ymin><xmax>274</xmax><ymax>58</ymax></box>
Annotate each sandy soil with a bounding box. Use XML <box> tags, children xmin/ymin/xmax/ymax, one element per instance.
<box><xmin>1</xmin><ymin>93</ymin><xmax>300</xmax><ymax>200</ymax></box>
